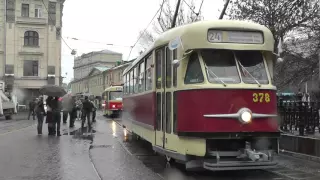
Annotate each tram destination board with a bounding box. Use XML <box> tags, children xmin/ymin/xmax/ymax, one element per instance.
<box><xmin>207</xmin><ymin>30</ymin><xmax>264</xmax><ymax>44</ymax></box>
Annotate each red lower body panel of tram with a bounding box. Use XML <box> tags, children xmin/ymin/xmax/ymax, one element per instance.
<box><xmin>176</xmin><ymin>89</ymin><xmax>278</xmax><ymax>135</ymax></box>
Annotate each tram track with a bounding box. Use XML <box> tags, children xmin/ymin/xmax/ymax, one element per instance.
<box><xmin>110</xmin><ymin>118</ymin><xmax>295</xmax><ymax>180</ymax></box>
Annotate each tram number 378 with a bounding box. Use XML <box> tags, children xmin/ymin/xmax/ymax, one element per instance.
<box><xmin>253</xmin><ymin>93</ymin><xmax>270</xmax><ymax>103</ymax></box>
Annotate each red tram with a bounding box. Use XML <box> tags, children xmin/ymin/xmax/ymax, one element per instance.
<box><xmin>121</xmin><ymin>20</ymin><xmax>279</xmax><ymax>171</ymax></box>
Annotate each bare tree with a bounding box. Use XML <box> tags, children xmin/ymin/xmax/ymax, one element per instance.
<box><xmin>227</xmin><ymin>0</ymin><xmax>319</xmax><ymax>53</ymax></box>
<box><xmin>137</xmin><ymin>0</ymin><xmax>203</xmax><ymax>51</ymax></box>
<box><xmin>227</xmin><ymin>0</ymin><xmax>320</xmax><ymax>90</ymax></box>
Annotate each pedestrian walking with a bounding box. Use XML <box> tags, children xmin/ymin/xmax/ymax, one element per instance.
<box><xmin>69</xmin><ymin>96</ymin><xmax>76</xmax><ymax>128</ymax></box>
<box><xmin>46</xmin><ymin>96</ymin><xmax>55</xmax><ymax>136</ymax></box>
<box><xmin>28</xmin><ymin>98</ymin><xmax>36</xmax><ymax>120</ymax></box>
<box><xmin>81</xmin><ymin>96</ymin><xmax>94</xmax><ymax>132</ymax></box>
<box><xmin>90</xmin><ymin>99</ymin><xmax>97</xmax><ymax>123</ymax></box>
<box><xmin>35</xmin><ymin>96</ymin><xmax>45</xmax><ymax>135</ymax></box>
<box><xmin>62</xmin><ymin>95</ymin><xmax>71</xmax><ymax>124</ymax></box>
<box><xmin>51</xmin><ymin>97</ymin><xmax>62</xmax><ymax>136</ymax></box>
<box><xmin>75</xmin><ymin>98</ymin><xmax>83</xmax><ymax>121</ymax></box>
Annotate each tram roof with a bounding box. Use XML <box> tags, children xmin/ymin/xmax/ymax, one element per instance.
<box><xmin>124</xmin><ymin>20</ymin><xmax>274</xmax><ymax>75</ymax></box>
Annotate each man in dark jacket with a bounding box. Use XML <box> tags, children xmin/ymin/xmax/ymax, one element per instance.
<box><xmin>51</xmin><ymin>97</ymin><xmax>62</xmax><ymax>136</ymax></box>
<box><xmin>28</xmin><ymin>98</ymin><xmax>36</xmax><ymax>120</ymax></box>
<box><xmin>81</xmin><ymin>96</ymin><xmax>94</xmax><ymax>132</ymax></box>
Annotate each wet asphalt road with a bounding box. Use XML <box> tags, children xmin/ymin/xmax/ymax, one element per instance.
<box><xmin>1</xmin><ymin>112</ymin><xmax>320</xmax><ymax>180</ymax></box>
<box><xmin>0</xmin><ymin>113</ymin><xmax>99</xmax><ymax>180</ymax></box>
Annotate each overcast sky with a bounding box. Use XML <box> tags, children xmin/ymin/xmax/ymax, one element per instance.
<box><xmin>61</xmin><ymin>0</ymin><xmax>225</xmax><ymax>83</ymax></box>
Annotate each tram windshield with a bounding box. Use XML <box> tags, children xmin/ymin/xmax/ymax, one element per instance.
<box><xmin>235</xmin><ymin>50</ymin><xmax>269</xmax><ymax>84</ymax></box>
<box><xmin>200</xmin><ymin>49</ymin><xmax>269</xmax><ymax>84</ymax></box>
<box><xmin>109</xmin><ymin>91</ymin><xmax>123</xmax><ymax>101</ymax></box>
<box><xmin>201</xmin><ymin>49</ymin><xmax>240</xmax><ymax>84</ymax></box>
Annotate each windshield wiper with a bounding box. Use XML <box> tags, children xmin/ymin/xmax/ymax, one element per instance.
<box><xmin>204</xmin><ymin>65</ymin><xmax>226</xmax><ymax>86</ymax></box>
<box><xmin>236</xmin><ymin>59</ymin><xmax>261</xmax><ymax>87</ymax></box>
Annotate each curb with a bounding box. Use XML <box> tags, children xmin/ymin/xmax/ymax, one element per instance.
<box><xmin>279</xmin><ymin>150</ymin><xmax>320</xmax><ymax>164</ymax></box>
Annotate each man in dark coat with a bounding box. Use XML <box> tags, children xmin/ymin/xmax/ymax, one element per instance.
<box><xmin>51</xmin><ymin>97</ymin><xmax>62</xmax><ymax>136</ymax></box>
<box><xmin>81</xmin><ymin>96</ymin><xmax>94</xmax><ymax>132</ymax></box>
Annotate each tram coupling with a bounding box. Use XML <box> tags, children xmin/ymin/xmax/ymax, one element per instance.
<box><xmin>237</xmin><ymin>142</ymin><xmax>270</xmax><ymax>162</ymax></box>
<box><xmin>191</xmin><ymin>141</ymin><xmax>277</xmax><ymax>171</ymax></box>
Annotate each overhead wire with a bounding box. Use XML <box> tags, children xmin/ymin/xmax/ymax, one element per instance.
<box><xmin>64</xmin><ymin>37</ymin><xmax>132</xmax><ymax>48</ymax></box>
<box><xmin>126</xmin><ymin>1</ymin><xmax>166</xmax><ymax>61</ymax></box>
<box><xmin>41</xmin><ymin>0</ymin><xmax>73</xmax><ymax>51</ymax></box>
<box><xmin>197</xmin><ymin>0</ymin><xmax>204</xmax><ymax>18</ymax></box>
<box><xmin>157</xmin><ymin>0</ymin><xmax>166</xmax><ymax>31</ymax></box>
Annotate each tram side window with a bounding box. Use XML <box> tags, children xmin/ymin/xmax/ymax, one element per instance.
<box><xmin>134</xmin><ymin>67</ymin><xmax>139</xmax><ymax>93</ymax></box>
<box><xmin>123</xmin><ymin>74</ymin><xmax>126</xmax><ymax>94</ymax></box>
<box><xmin>130</xmin><ymin>70</ymin><xmax>134</xmax><ymax>94</ymax></box>
<box><xmin>145</xmin><ymin>55</ymin><xmax>153</xmax><ymax>91</ymax></box>
<box><xmin>184</xmin><ymin>52</ymin><xmax>204</xmax><ymax>84</ymax></box>
<box><xmin>156</xmin><ymin>93</ymin><xmax>161</xmax><ymax>131</ymax></box>
<box><xmin>166</xmin><ymin>92</ymin><xmax>171</xmax><ymax>133</ymax></box>
<box><xmin>155</xmin><ymin>49</ymin><xmax>162</xmax><ymax>89</ymax></box>
<box><xmin>139</xmin><ymin>61</ymin><xmax>145</xmax><ymax>92</ymax></box>
<box><xmin>173</xmin><ymin>49</ymin><xmax>177</xmax><ymax>87</ymax></box>
<box><xmin>166</xmin><ymin>47</ymin><xmax>172</xmax><ymax>88</ymax></box>
<box><xmin>125</xmin><ymin>74</ymin><xmax>128</xmax><ymax>94</ymax></box>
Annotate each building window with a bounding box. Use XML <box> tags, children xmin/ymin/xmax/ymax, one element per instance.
<box><xmin>22</xmin><ymin>4</ymin><xmax>29</xmax><ymax>17</ymax></box>
<box><xmin>35</xmin><ymin>5</ymin><xmax>42</xmax><ymax>18</ymax></box>
<box><xmin>24</xmin><ymin>31</ymin><xmax>39</xmax><ymax>46</ymax></box>
<box><xmin>23</xmin><ymin>60</ymin><xmax>38</xmax><ymax>76</ymax></box>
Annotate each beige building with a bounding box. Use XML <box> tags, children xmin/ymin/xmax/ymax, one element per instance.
<box><xmin>0</xmin><ymin>0</ymin><xmax>64</xmax><ymax>104</ymax></box>
<box><xmin>70</xmin><ymin>61</ymin><xmax>133</xmax><ymax>99</ymax></box>
<box><xmin>73</xmin><ymin>49</ymin><xmax>123</xmax><ymax>79</ymax></box>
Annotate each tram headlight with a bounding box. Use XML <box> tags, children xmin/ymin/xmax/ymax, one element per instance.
<box><xmin>239</xmin><ymin>110</ymin><xmax>252</xmax><ymax>123</ymax></box>
<box><xmin>112</xmin><ymin>104</ymin><xmax>116</xmax><ymax>108</ymax></box>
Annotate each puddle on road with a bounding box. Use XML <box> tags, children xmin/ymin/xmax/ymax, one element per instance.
<box><xmin>63</xmin><ymin>127</ymin><xmax>96</xmax><ymax>141</ymax></box>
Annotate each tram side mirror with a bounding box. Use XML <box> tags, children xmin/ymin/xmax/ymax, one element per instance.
<box><xmin>277</xmin><ymin>57</ymin><xmax>284</xmax><ymax>62</ymax></box>
<box><xmin>172</xmin><ymin>59</ymin><xmax>180</xmax><ymax>67</ymax></box>
<box><xmin>276</xmin><ymin>38</ymin><xmax>284</xmax><ymax>63</ymax></box>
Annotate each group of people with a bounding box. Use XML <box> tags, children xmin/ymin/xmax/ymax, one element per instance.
<box><xmin>28</xmin><ymin>95</ymin><xmax>97</xmax><ymax>136</ymax></box>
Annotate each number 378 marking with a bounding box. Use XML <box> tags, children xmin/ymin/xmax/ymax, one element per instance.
<box><xmin>253</xmin><ymin>93</ymin><xmax>270</xmax><ymax>103</ymax></box>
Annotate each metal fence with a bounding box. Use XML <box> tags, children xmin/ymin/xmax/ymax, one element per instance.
<box><xmin>278</xmin><ymin>101</ymin><xmax>320</xmax><ymax>136</ymax></box>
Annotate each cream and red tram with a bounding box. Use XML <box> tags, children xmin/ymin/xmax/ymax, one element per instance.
<box><xmin>102</xmin><ymin>86</ymin><xmax>123</xmax><ymax>118</ymax></box>
<box><xmin>122</xmin><ymin>20</ymin><xmax>279</xmax><ymax>171</ymax></box>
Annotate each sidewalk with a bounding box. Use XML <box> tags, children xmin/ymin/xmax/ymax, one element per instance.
<box><xmin>89</xmin><ymin>113</ymin><xmax>162</xmax><ymax>180</ymax></box>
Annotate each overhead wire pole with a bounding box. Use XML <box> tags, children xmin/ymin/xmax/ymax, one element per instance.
<box><xmin>171</xmin><ymin>0</ymin><xmax>182</xmax><ymax>28</ymax></box>
<box><xmin>219</xmin><ymin>0</ymin><xmax>231</xmax><ymax>19</ymax></box>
